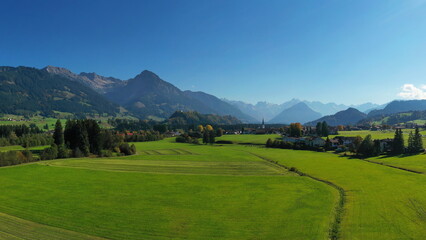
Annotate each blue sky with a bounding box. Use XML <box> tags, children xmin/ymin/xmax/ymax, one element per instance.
<box><xmin>1</xmin><ymin>0</ymin><xmax>426</xmax><ymax>105</ymax></box>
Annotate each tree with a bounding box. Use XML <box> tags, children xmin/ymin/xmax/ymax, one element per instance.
<box><xmin>209</xmin><ymin>130</ymin><xmax>216</xmax><ymax>144</ymax></box>
<box><xmin>321</xmin><ymin>121</ymin><xmax>329</xmax><ymax>137</ymax></box>
<box><xmin>349</xmin><ymin>136</ymin><xmax>363</xmax><ymax>153</ymax></box>
<box><xmin>358</xmin><ymin>135</ymin><xmax>375</xmax><ymax>157</ymax></box>
<box><xmin>216</xmin><ymin>128</ymin><xmax>223</xmax><ymax>137</ymax></box>
<box><xmin>289</xmin><ymin>123</ymin><xmax>302</xmax><ymax>137</ymax></box>
<box><xmin>203</xmin><ymin>131</ymin><xmax>209</xmax><ymax>144</ymax></box>
<box><xmin>266</xmin><ymin>138</ymin><xmax>273</xmax><ymax>148</ymax></box>
<box><xmin>206</xmin><ymin>125</ymin><xmax>213</xmax><ymax>131</ymax></box>
<box><xmin>325</xmin><ymin>137</ymin><xmax>331</xmax><ymax>150</ymax></box>
<box><xmin>197</xmin><ymin>125</ymin><xmax>204</xmax><ymax>133</ymax></box>
<box><xmin>413</xmin><ymin>127</ymin><xmax>423</xmax><ymax>153</ymax></box>
<box><xmin>408</xmin><ymin>131</ymin><xmax>414</xmax><ymax>153</ymax></box>
<box><xmin>316</xmin><ymin>122</ymin><xmax>322</xmax><ymax>136</ymax></box>
<box><xmin>53</xmin><ymin>119</ymin><xmax>64</xmax><ymax>146</ymax></box>
<box><xmin>153</xmin><ymin>124</ymin><xmax>167</xmax><ymax>133</ymax></box>
<box><xmin>392</xmin><ymin>128</ymin><xmax>404</xmax><ymax>154</ymax></box>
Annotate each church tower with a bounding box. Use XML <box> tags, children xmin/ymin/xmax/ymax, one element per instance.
<box><xmin>262</xmin><ymin>118</ymin><xmax>265</xmax><ymax>129</ymax></box>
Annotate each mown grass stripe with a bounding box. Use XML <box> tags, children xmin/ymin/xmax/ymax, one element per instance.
<box><xmin>246</xmin><ymin>151</ymin><xmax>346</xmax><ymax>240</ymax></box>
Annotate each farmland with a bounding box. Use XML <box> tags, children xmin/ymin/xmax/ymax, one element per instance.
<box><xmin>0</xmin><ymin>138</ymin><xmax>337</xmax><ymax>240</ymax></box>
<box><xmin>330</xmin><ymin>129</ymin><xmax>426</xmax><ymax>147</ymax></box>
<box><xmin>0</xmin><ymin>134</ymin><xmax>425</xmax><ymax>239</ymax></box>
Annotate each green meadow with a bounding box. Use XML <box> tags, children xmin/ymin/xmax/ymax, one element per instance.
<box><xmin>0</xmin><ymin>135</ymin><xmax>426</xmax><ymax>239</ymax></box>
<box><xmin>330</xmin><ymin>129</ymin><xmax>426</xmax><ymax>147</ymax></box>
<box><xmin>0</xmin><ymin>145</ymin><xmax>50</xmax><ymax>152</ymax></box>
<box><xmin>0</xmin><ymin>138</ymin><xmax>337</xmax><ymax>240</ymax></box>
<box><xmin>216</xmin><ymin>134</ymin><xmax>282</xmax><ymax>144</ymax></box>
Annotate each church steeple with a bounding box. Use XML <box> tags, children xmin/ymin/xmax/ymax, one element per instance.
<box><xmin>262</xmin><ymin>118</ymin><xmax>265</xmax><ymax>129</ymax></box>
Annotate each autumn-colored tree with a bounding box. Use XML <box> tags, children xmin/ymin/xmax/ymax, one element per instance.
<box><xmin>337</xmin><ymin>125</ymin><xmax>345</xmax><ymax>131</ymax></box>
<box><xmin>289</xmin><ymin>123</ymin><xmax>302</xmax><ymax>137</ymax></box>
<box><xmin>197</xmin><ymin>125</ymin><xmax>204</xmax><ymax>132</ymax></box>
<box><xmin>206</xmin><ymin>125</ymin><xmax>214</xmax><ymax>131</ymax></box>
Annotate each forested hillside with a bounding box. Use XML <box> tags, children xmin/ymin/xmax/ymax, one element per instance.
<box><xmin>0</xmin><ymin>67</ymin><xmax>121</xmax><ymax>117</ymax></box>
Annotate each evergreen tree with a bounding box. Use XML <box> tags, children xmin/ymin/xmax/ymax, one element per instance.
<box><xmin>209</xmin><ymin>130</ymin><xmax>215</xmax><ymax>144</ymax></box>
<box><xmin>358</xmin><ymin>134</ymin><xmax>375</xmax><ymax>157</ymax></box>
<box><xmin>408</xmin><ymin>131</ymin><xmax>414</xmax><ymax>153</ymax></box>
<box><xmin>321</xmin><ymin>121</ymin><xmax>329</xmax><ymax>137</ymax></box>
<box><xmin>53</xmin><ymin>119</ymin><xmax>64</xmax><ymax>146</ymax></box>
<box><xmin>413</xmin><ymin>127</ymin><xmax>423</xmax><ymax>153</ymax></box>
<box><xmin>203</xmin><ymin>131</ymin><xmax>209</xmax><ymax>144</ymax></box>
<box><xmin>392</xmin><ymin>128</ymin><xmax>405</xmax><ymax>154</ymax></box>
<box><xmin>266</xmin><ymin>138</ymin><xmax>273</xmax><ymax>148</ymax></box>
<box><xmin>316</xmin><ymin>122</ymin><xmax>322</xmax><ymax>136</ymax></box>
<box><xmin>325</xmin><ymin>137</ymin><xmax>331</xmax><ymax>150</ymax></box>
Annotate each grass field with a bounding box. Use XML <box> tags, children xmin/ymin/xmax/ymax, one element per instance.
<box><xmin>241</xmin><ymin>144</ymin><xmax>426</xmax><ymax>239</ymax></box>
<box><xmin>216</xmin><ymin>134</ymin><xmax>281</xmax><ymax>144</ymax></box>
<box><xmin>0</xmin><ymin>145</ymin><xmax>49</xmax><ymax>152</ymax></box>
<box><xmin>0</xmin><ymin>139</ymin><xmax>337</xmax><ymax>240</ymax></box>
<box><xmin>367</xmin><ymin>153</ymin><xmax>426</xmax><ymax>173</ymax></box>
<box><xmin>330</xmin><ymin>129</ymin><xmax>426</xmax><ymax>147</ymax></box>
<box><xmin>1</xmin><ymin>135</ymin><xmax>426</xmax><ymax>239</ymax></box>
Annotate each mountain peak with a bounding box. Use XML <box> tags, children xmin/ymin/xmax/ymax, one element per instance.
<box><xmin>306</xmin><ymin>107</ymin><xmax>366</xmax><ymax>126</ymax></box>
<box><xmin>43</xmin><ymin>65</ymin><xmax>74</xmax><ymax>75</ymax></box>
<box><xmin>268</xmin><ymin>102</ymin><xmax>321</xmax><ymax>124</ymax></box>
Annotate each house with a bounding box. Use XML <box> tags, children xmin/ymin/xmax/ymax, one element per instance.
<box><xmin>329</xmin><ymin>139</ymin><xmax>340</xmax><ymax>148</ymax></box>
<box><xmin>307</xmin><ymin>137</ymin><xmax>325</xmax><ymax>147</ymax></box>
<box><xmin>242</xmin><ymin>128</ymin><xmax>256</xmax><ymax>134</ymax></box>
<box><xmin>333</xmin><ymin>136</ymin><xmax>358</xmax><ymax>146</ymax></box>
<box><xmin>378</xmin><ymin>138</ymin><xmax>393</xmax><ymax>152</ymax></box>
<box><xmin>283</xmin><ymin>136</ymin><xmax>308</xmax><ymax>144</ymax></box>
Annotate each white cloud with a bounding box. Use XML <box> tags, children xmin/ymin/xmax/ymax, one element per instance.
<box><xmin>398</xmin><ymin>84</ymin><xmax>426</xmax><ymax>99</ymax></box>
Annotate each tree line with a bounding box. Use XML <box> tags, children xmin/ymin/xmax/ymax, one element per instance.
<box><xmin>176</xmin><ymin>125</ymin><xmax>223</xmax><ymax>144</ymax></box>
<box><xmin>40</xmin><ymin>119</ymin><xmax>137</xmax><ymax>160</ymax></box>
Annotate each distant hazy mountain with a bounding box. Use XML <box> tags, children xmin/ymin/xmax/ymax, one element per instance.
<box><xmin>43</xmin><ymin>65</ymin><xmax>125</xmax><ymax>93</ymax></box>
<box><xmin>183</xmin><ymin>91</ymin><xmax>257</xmax><ymax>123</ymax></box>
<box><xmin>223</xmin><ymin>100</ymin><xmax>287</xmax><ymax>122</ymax></box>
<box><xmin>306</xmin><ymin>108</ymin><xmax>367</xmax><ymax>126</ymax></box>
<box><xmin>0</xmin><ymin>66</ymin><xmax>120</xmax><ymax>116</ymax></box>
<box><xmin>303</xmin><ymin>100</ymin><xmax>348</xmax><ymax>116</ymax></box>
<box><xmin>368</xmin><ymin>100</ymin><xmax>426</xmax><ymax>117</ymax></box>
<box><xmin>225</xmin><ymin>98</ymin><xmax>379</xmax><ymax>122</ymax></box>
<box><xmin>350</xmin><ymin>102</ymin><xmax>382</xmax><ymax>113</ymax></box>
<box><xmin>268</xmin><ymin>102</ymin><xmax>322</xmax><ymax>124</ymax></box>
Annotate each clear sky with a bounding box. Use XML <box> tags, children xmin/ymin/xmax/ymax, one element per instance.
<box><xmin>1</xmin><ymin>0</ymin><xmax>426</xmax><ymax>105</ymax></box>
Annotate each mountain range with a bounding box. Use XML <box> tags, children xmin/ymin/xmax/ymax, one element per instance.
<box><xmin>0</xmin><ymin>66</ymin><xmax>121</xmax><ymax>117</ymax></box>
<box><xmin>224</xmin><ymin>98</ymin><xmax>382</xmax><ymax>122</ymax></box>
<box><xmin>268</xmin><ymin>102</ymin><xmax>322</xmax><ymax>124</ymax></box>
<box><xmin>2</xmin><ymin>65</ymin><xmax>426</xmax><ymax>126</ymax></box>
<box><xmin>305</xmin><ymin>108</ymin><xmax>367</xmax><ymax>126</ymax></box>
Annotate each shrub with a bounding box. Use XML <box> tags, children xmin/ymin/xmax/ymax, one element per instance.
<box><xmin>100</xmin><ymin>150</ymin><xmax>113</xmax><ymax>157</ymax></box>
<box><xmin>40</xmin><ymin>144</ymin><xmax>58</xmax><ymax>160</ymax></box>
<box><xmin>119</xmin><ymin>143</ymin><xmax>135</xmax><ymax>155</ymax></box>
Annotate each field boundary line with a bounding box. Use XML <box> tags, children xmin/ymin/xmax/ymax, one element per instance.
<box><xmin>244</xmin><ymin>151</ymin><xmax>346</xmax><ymax>240</ymax></box>
<box><xmin>355</xmin><ymin>158</ymin><xmax>424</xmax><ymax>174</ymax></box>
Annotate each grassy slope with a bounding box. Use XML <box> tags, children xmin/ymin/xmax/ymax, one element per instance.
<box><xmin>330</xmin><ymin>130</ymin><xmax>426</xmax><ymax>147</ymax></box>
<box><xmin>367</xmin><ymin>153</ymin><xmax>426</xmax><ymax>173</ymax></box>
<box><xmin>242</xmin><ymin>145</ymin><xmax>426</xmax><ymax>240</ymax></box>
<box><xmin>0</xmin><ymin>139</ymin><xmax>337</xmax><ymax>240</ymax></box>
